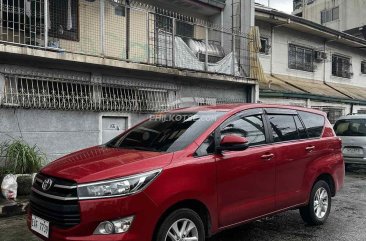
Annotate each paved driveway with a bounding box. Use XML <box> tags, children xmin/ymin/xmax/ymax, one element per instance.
<box><xmin>1</xmin><ymin>166</ymin><xmax>366</xmax><ymax>241</ymax></box>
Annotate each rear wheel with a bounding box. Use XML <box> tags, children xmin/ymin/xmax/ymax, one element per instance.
<box><xmin>300</xmin><ymin>180</ymin><xmax>331</xmax><ymax>225</ymax></box>
<box><xmin>156</xmin><ymin>208</ymin><xmax>205</xmax><ymax>241</ymax></box>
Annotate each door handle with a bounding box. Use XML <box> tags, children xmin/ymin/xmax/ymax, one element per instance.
<box><xmin>306</xmin><ymin>146</ymin><xmax>315</xmax><ymax>152</ymax></box>
<box><xmin>261</xmin><ymin>153</ymin><xmax>274</xmax><ymax>160</ymax></box>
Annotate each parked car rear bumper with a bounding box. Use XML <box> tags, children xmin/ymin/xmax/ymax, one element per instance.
<box><xmin>344</xmin><ymin>156</ymin><xmax>366</xmax><ymax>165</ymax></box>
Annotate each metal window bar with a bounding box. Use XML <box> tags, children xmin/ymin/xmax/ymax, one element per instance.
<box><xmin>1</xmin><ymin>0</ymin><xmax>256</xmax><ymax>78</ymax></box>
<box><xmin>0</xmin><ymin>74</ymin><xmax>176</xmax><ymax>113</ymax></box>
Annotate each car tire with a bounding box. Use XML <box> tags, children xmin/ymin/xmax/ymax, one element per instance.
<box><xmin>300</xmin><ymin>180</ymin><xmax>331</xmax><ymax>226</ymax></box>
<box><xmin>156</xmin><ymin>208</ymin><xmax>206</xmax><ymax>241</ymax></box>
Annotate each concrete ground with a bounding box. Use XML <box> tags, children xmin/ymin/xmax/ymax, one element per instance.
<box><xmin>0</xmin><ymin>166</ymin><xmax>365</xmax><ymax>241</ymax></box>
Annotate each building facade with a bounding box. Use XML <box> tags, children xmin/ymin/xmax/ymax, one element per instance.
<box><xmin>0</xmin><ymin>0</ymin><xmax>257</xmax><ymax>162</ymax></box>
<box><xmin>256</xmin><ymin>5</ymin><xmax>366</xmax><ymax>123</ymax></box>
<box><xmin>292</xmin><ymin>0</ymin><xmax>366</xmax><ymax>38</ymax></box>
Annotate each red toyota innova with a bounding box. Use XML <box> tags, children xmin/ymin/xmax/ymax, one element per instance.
<box><xmin>28</xmin><ymin>104</ymin><xmax>344</xmax><ymax>241</ymax></box>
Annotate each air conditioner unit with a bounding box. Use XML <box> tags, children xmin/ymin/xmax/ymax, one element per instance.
<box><xmin>314</xmin><ymin>51</ymin><xmax>327</xmax><ymax>62</ymax></box>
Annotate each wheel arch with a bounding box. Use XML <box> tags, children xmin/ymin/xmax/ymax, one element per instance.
<box><xmin>314</xmin><ymin>173</ymin><xmax>336</xmax><ymax>197</ymax></box>
<box><xmin>152</xmin><ymin>199</ymin><xmax>213</xmax><ymax>241</ymax></box>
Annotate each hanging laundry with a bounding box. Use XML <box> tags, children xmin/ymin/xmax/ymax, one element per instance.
<box><xmin>67</xmin><ymin>0</ymin><xmax>73</xmax><ymax>30</ymax></box>
<box><xmin>25</xmin><ymin>0</ymin><xmax>32</xmax><ymax>18</ymax></box>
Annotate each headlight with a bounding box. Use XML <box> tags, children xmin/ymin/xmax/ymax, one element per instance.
<box><xmin>77</xmin><ymin>169</ymin><xmax>162</xmax><ymax>200</ymax></box>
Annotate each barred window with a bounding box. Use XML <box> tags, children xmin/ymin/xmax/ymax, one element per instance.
<box><xmin>49</xmin><ymin>0</ymin><xmax>79</xmax><ymax>41</ymax></box>
<box><xmin>155</xmin><ymin>11</ymin><xmax>194</xmax><ymax>38</ymax></box>
<box><xmin>1</xmin><ymin>75</ymin><xmax>172</xmax><ymax>112</ymax></box>
<box><xmin>361</xmin><ymin>61</ymin><xmax>366</xmax><ymax>74</ymax></box>
<box><xmin>319</xmin><ymin>107</ymin><xmax>344</xmax><ymax>124</ymax></box>
<box><xmin>321</xmin><ymin>7</ymin><xmax>339</xmax><ymax>24</ymax></box>
<box><xmin>259</xmin><ymin>37</ymin><xmax>269</xmax><ymax>55</ymax></box>
<box><xmin>288</xmin><ymin>44</ymin><xmax>314</xmax><ymax>72</ymax></box>
<box><xmin>332</xmin><ymin>55</ymin><xmax>352</xmax><ymax>78</ymax></box>
<box><xmin>1</xmin><ymin>0</ymin><xmax>45</xmax><ymax>45</ymax></box>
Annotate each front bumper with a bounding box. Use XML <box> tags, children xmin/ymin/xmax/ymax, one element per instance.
<box><xmin>27</xmin><ymin>191</ymin><xmax>159</xmax><ymax>241</ymax></box>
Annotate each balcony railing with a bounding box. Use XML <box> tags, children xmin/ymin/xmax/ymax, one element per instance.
<box><xmin>0</xmin><ymin>0</ymin><xmax>254</xmax><ymax>78</ymax></box>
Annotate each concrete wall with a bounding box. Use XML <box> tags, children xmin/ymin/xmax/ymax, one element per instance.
<box><xmin>0</xmin><ymin>108</ymin><xmax>150</xmax><ymax>163</ymax></box>
<box><xmin>297</xmin><ymin>0</ymin><xmax>366</xmax><ymax>32</ymax></box>
<box><xmin>257</xmin><ymin>20</ymin><xmax>366</xmax><ymax>87</ymax></box>
<box><xmin>256</xmin><ymin>18</ymin><xmax>366</xmax><ymax>119</ymax></box>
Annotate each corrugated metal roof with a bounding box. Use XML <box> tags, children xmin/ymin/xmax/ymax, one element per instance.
<box><xmin>327</xmin><ymin>82</ymin><xmax>366</xmax><ymax>101</ymax></box>
<box><xmin>274</xmin><ymin>75</ymin><xmax>349</xmax><ymax>99</ymax></box>
<box><xmin>260</xmin><ymin>74</ymin><xmax>306</xmax><ymax>93</ymax></box>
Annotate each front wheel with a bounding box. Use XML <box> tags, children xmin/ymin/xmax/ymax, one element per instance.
<box><xmin>156</xmin><ymin>208</ymin><xmax>206</xmax><ymax>241</ymax></box>
<box><xmin>300</xmin><ymin>180</ymin><xmax>331</xmax><ymax>225</ymax></box>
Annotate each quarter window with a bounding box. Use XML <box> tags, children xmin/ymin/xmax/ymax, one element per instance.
<box><xmin>298</xmin><ymin>111</ymin><xmax>325</xmax><ymax>138</ymax></box>
<box><xmin>221</xmin><ymin>115</ymin><xmax>266</xmax><ymax>147</ymax></box>
<box><xmin>289</xmin><ymin>44</ymin><xmax>314</xmax><ymax>72</ymax></box>
<box><xmin>332</xmin><ymin>55</ymin><xmax>352</xmax><ymax>78</ymax></box>
<box><xmin>267</xmin><ymin>115</ymin><xmax>300</xmax><ymax>142</ymax></box>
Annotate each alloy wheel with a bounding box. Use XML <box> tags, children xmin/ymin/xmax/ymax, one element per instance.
<box><xmin>165</xmin><ymin>218</ymin><xmax>199</xmax><ymax>241</ymax></box>
<box><xmin>313</xmin><ymin>187</ymin><xmax>329</xmax><ymax>219</ymax></box>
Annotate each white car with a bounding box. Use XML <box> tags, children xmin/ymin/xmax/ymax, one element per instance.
<box><xmin>334</xmin><ymin>115</ymin><xmax>366</xmax><ymax>167</ymax></box>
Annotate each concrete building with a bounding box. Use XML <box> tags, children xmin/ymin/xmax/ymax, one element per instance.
<box><xmin>256</xmin><ymin>4</ymin><xmax>366</xmax><ymax>123</ymax></box>
<box><xmin>0</xmin><ymin>0</ymin><xmax>257</xmax><ymax>162</ymax></box>
<box><xmin>292</xmin><ymin>0</ymin><xmax>366</xmax><ymax>39</ymax></box>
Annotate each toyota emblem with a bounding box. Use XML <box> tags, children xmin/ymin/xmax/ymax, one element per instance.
<box><xmin>42</xmin><ymin>178</ymin><xmax>53</xmax><ymax>191</ymax></box>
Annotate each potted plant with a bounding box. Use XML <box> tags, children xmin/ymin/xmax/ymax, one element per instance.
<box><xmin>0</xmin><ymin>140</ymin><xmax>45</xmax><ymax>196</ymax></box>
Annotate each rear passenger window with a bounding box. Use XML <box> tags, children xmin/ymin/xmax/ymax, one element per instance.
<box><xmin>268</xmin><ymin>115</ymin><xmax>300</xmax><ymax>142</ymax></box>
<box><xmin>298</xmin><ymin>111</ymin><xmax>325</xmax><ymax>138</ymax></box>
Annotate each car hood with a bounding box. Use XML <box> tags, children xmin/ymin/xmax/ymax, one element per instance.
<box><xmin>41</xmin><ymin>146</ymin><xmax>173</xmax><ymax>183</ymax></box>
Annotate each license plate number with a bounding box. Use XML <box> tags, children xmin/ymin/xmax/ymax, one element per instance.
<box><xmin>343</xmin><ymin>148</ymin><xmax>363</xmax><ymax>155</ymax></box>
<box><xmin>31</xmin><ymin>215</ymin><xmax>49</xmax><ymax>238</ymax></box>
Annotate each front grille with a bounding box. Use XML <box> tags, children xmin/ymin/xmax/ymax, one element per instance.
<box><xmin>30</xmin><ymin>173</ymin><xmax>80</xmax><ymax>229</ymax></box>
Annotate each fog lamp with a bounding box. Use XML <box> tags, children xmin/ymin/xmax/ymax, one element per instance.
<box><xmin>94</xmin><ymin>216</ymin><xmax>134</xmax><ymax>235</ymax></box>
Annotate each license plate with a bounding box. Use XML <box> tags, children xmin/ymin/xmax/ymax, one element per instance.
<box><xmin>31</xmin><ymin>215</ymin><xmax>49</xmax><ymax>238</ymax></box>
<box><xmin>343</xmin><ymin>147</ymin><xmax>363</xmax><ymax>155</ymax></box>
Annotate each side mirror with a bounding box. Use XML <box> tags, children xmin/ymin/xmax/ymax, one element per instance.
<box><xmin>217</xmin><ymin>135</ymin><xmax>249</xmax><ymax>152</ymax></box>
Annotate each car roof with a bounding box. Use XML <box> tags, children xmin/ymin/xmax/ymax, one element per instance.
<box><xmin>337</xmin><ymin>114</ymin><xmax>366</xmax><ymax>120</ymax></box>
<box><xmin>169</xmin><ymin>103</ymin><xmax>326</xmax><ymax>116</ymax></box>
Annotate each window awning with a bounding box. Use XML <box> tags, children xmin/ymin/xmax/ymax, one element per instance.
<box><xmin>260</xmin><ymin>74</ymin><xmax>350</xmax><ymax>100</ymax></box>
<box><xmin>326</xmin><ymin>82</ymin><xmax>366</xmax><ymax>101</ymax></box>
<box><xmin>260</xmin><ymin>74</ymin><xmax>305</xmax><ymax>94</ymax></box>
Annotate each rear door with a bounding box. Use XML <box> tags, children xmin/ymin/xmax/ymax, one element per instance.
<box><xmin>265</xmin><ymin>108</ymin><xmax>321</xmax><ymax>210</ymax></box>
<box><xmin>216</xmin><ymin>108</ymin><xmax>276</xmax><ymax>226</ymax></box>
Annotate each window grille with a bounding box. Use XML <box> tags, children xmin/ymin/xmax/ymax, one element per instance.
<box><xmin>332</xmin><ymin>55</ymin><xmax>352</xmax><ymax>78</ymax></box>
<box><xmin>316</xmin><ymin>107</ymin><xmax>344</xmax><ymax>124</ymax></box>
<box><xmin>321</xmin><ymin>7</ymin><xmax>339</xmax><ymax>24</ymax></box>
<box><xmin>1</xmin><ymin>0</ymin><xmax>45</xmax><ymax>46</ymax></box>
<box><xmin>1</xmin><ymin>75</ymin><xmax>174</xmax><ymax>113</ymax></box>
<box><xmin>288</xmin><ymin>44</ymin><xmax>314</xmax><ymax>72</ymax></box>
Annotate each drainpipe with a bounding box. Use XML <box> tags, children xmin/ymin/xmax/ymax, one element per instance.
<box><xmin>126</xmin><ymin>0</ymin><xmax>131</xmax><ymax>60</ymax></box>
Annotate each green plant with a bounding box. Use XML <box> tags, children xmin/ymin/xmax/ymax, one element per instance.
<box><xmin>0</xmin><ymin>140</ymin><xmax>44</xmax><ymax>174</ymax></box>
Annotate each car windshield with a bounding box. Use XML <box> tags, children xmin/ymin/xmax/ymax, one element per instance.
<box><xmin>334</xmin><ymin>119</ymin><xmax>366</xmax><ymax>136</ymax></box>
<box><xmin>106</xmin><ymin>111</ymin><xmax>225</xmax><ymax>152</ymax></box>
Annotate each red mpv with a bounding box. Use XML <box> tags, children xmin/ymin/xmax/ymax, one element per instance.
<box><xmin>28</xmin><ymin>104</ymin><xmax>345</xmax><ymax>241</ymax></box>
